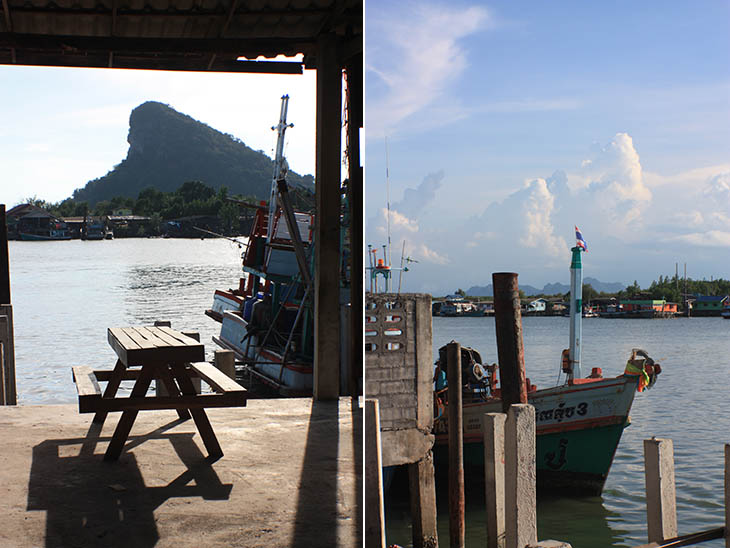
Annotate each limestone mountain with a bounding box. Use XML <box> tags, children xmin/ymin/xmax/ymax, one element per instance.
<box><xmin>72</xmin><ymin>101</ymin><xmax>314</xmax><ymax>205</ymax></box>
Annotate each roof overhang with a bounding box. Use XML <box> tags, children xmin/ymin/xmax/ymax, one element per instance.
<box><xmin>0</xmin><ymin>0</ymin><xmax>361</xmax><ymax>73</ymax></box>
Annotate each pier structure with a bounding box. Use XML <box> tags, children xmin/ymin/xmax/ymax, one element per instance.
<box><xmin>0</xmin><ymin>1</ymin><xmax>363</xmax><ymax>403</ymax></box>
<box><xmin>0</xmin><ymin>205</ymin><xmax>15</xmax><ymax>405</ymax></box>
<box><xmin>365</xmin><ymin>293</ymin><xmax>437</xmax><ymax>548</ymax></box>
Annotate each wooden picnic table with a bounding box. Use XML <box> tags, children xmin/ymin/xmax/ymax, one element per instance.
<box><xmin>72</xmin><ymin>326</ymin><xmax>247</xmax><ymax>461</ymax></box>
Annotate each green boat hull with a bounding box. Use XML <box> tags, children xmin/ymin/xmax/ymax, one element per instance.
<box><xmin>434</xmin><ymin>420</ymin><xmax>629</xmax><ymax>496</ymax></box>
<box><xmin>433</xmin><ymin>376</ymin><xmax>639</xmax><ymax>496</ymax></box>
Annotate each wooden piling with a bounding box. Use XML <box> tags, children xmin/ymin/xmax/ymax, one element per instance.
<box><xmin>484</xmin><ymin>412</ymin><xmax>506</xmax><ymax>548</ymax></box>
<box><xmin>644</xmin><ymin>438</ymin><xmax>678</xmax><ymax>543</ymax></box>
<box><xmin>0</xmin><ymin>304</ymin><xmax>16</xmax><ymax>405</ymax></box>
<box><xmin>446</xmin><ymin>341</ymin><xmax>465</xmax><ymax>548</ymax></box>
<box><xmin>214</xmin><ymin>350</ymin><xmax>236</xmax><ymax>380</ymax></box>
<box><xmin>408</xmin><ymin>452</ymin><xmax>439</xmax><ymax>548</ymax></box>
<box><xmin>365</xmin><ymin>399</ymin><xmax>386</xmax><ymax>548</ymax></box>
<box><xmin>492</xmin><ymin>273</ymin><xmax>528</xmax><ymax>413</ymax></box>
<box><xmin>0</xmin><ymin>205</ymin><xmax>10</xmax><ymax>305</ymax></box>
<box><xmin>505</xmin><ymin>404</ymin><xmax>537</xmax><ymax>548</ymax></box>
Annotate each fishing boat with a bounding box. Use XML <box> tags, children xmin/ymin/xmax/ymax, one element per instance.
<box><xmin>206</xmin><ymin>95</ymin><xmax>315</xmax><ymax>396</ymax></box>
<box><xmin>433</xmin><ymin>231</ymin><xmax>661</xmax><ymax>495</ymax></box>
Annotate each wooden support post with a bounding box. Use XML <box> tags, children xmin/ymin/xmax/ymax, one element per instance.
<box><xmin>446</xmin><ymin>342</ymin><xmax>465</xmax><ymax>548</ymax></box>
<box><xmin>0</xmin><ymin>340</ymin><xmax>5</xmax><ymax>404</ymax></box>
<box><xmin>492</xmin><ymin>273</ymin><xmax>528</xmax><ymax>413</ymax></box>
<box><xmin>408</xmin><ymin>451</ymin><xmax>439</xmax><ymax>548</ymax></box>
<box><xmin>725</xmin><ymin>444</ymin><xmax>729</xmax><ymax>548</ymax></box>
<box><xmin>345</xmin><ymin>53</ymin><xmax>363</xmax><ymax>398</ymax></box>
<box><xmin>313</xmin><ymin>33</ymin><xmax>342</xmax><ymax>401</ymax></box>
<box><xmin>0</xmin><ymin>204</ymin><xmax>11</xmax><ymax>305</ymax></box>
<box><xmin>505</xmin><ymin>404</ymin><xmax>537</xmax><ymax>548</ymax></box>
<box><xmin>365</xmin><ymin>399</ymin><xmax>386</xmax><ymax>548</ymax></box>
<box><xmin>214</xmin><ymin>350</ymin><xmax>236</xmax><ymax>380</ymax></box>
<box><xmin>484</xmin><ymin>412</ymin><xmax>506</xmax><ymax>548</ymax></box>
<box><xmin>0</xmin><ymin>304</ymin><xmax>16</xmax><ymax>405</ymax></box>
<box><xmin>644</xmin><ymin>438</ymin><xmax>678</xmax><ymax>543</ymax></box>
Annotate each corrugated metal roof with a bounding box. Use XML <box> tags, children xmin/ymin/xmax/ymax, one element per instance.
<box><xmin>0</xmin><ymin>0</ymin><xmax>361</xmax><ymax>72</ymax></box>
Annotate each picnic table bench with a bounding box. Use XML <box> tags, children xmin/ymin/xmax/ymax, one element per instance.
<box><xmin>72</xmin><ymin>326</ymin><xmax>247</xmax><ymax>461</ymax></box>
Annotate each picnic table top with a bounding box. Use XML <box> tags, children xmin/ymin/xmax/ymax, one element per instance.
<box><xmin>107</xmin><ymin>326</ymin><xmax>205</xmax><ymax>366</ymax></box>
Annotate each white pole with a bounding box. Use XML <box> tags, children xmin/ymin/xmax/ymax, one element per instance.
<box><xmin>568</xmin><ymin>247</ymin><xmax>583</xmax><ymax>380</ymax></box>
<box><xmin>268</xmin><ymin>95</ymin><xmax>293</xmax><ymax>244</ymax></box>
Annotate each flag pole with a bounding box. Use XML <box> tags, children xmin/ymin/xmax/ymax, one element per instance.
<box><xmin>568</xmin><ymin>245</ymin><xmax>583</xmax><ymax>381</ymax></box>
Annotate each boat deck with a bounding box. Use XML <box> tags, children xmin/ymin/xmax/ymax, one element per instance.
<box><xmin>0</xmin><ymin>398</ymin><xmax>361</xmax><ymax>547</ymax></box>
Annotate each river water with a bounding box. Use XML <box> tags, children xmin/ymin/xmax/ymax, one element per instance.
<box><xmin>386</xmin><ymin>315</ymin><xmax>730</xmax><ymax>547</ymax></box>
<box><xmin>8</xmin><ymin>238</ymin><xmax>244</xmax><ymax>404</ymax></box>
<box><xmin>8</xmin><ymin>241</ymin><xmax>729</xmax><ymax>545</ymax></box>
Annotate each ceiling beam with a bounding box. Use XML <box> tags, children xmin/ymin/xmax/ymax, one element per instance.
<box><xmin>1</xmin><ymin>53</ymin><xmax>304</xmax><ymax>73</ymax></box>
<box><xmin>207</xmin><ymin>0</ymin><xmax>240</xmax><ymax>71</ymax></box>
<box><xmin>0</xmin><ymin>33</ymin><xmax>316</xmax><ymax>56</ymax></box>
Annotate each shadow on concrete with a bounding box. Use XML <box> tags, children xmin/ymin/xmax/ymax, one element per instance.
<box><xmin>27</xmin><ymin>419</ymin><xmax>232</xmax><ymax>548</ymax></box>
<box><xmin>352</xmin><ymin>398</ymin><xmax>363</xmax><ymax>545</ymax></box>
<box><xmin>291</xmin><ymin>398</ymin><xmax>362</xmax><ymax>547</ymax></box>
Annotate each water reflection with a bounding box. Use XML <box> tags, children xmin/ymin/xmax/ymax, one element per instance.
<box><xmin>9</xmin><ymin>238</ymin><xmax>243</xmax><ymax>404</ymax></box>
<box><xmin>385</xmin><ymin>468</ymin><xmax>627</xmax><ymax>547</ymax></box>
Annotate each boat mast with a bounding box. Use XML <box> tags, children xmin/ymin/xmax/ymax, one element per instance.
<box><xmin>568</xmin><ymin>245</ymin><xmax>584</xmax><ymax>381</ymax></box>
<box><xmin>268</xmin><ymin>95</ymin><xmax>294</xmax><ymax>244</ymax></box>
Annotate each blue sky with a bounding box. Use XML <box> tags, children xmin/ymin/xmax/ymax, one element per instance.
<box><xmin>365</xmin><ymin>1</ymin><xmax>730</xmax><ymax>295</ymax></box>
<box><xmin>0</xmin><ymin>62</ymin><xmax>316</xmax><ymax>207</ymax></box>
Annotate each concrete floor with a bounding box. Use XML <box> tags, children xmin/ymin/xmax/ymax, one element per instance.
<box><xmin>0</xmin><ymin>398</ymin><xmax>362</xmax><ymax>548</ymax></box>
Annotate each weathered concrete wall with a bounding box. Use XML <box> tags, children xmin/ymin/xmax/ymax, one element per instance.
<box><xmin>365</xmin><ymin>293</ymin><xmax>433</xmax><ymax>467</ymax></box>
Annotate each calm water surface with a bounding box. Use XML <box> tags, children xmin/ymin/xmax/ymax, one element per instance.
<box><xmin>9</xmin><ymin>238</ymin><xmax>244</xmax><ymax>404</ymax></box>
<box><xmin>386</xmin><ymin>315</ymin><xmax>730</xmax><ymax>547</ymax></box>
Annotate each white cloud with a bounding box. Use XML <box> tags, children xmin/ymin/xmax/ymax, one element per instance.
<box><xmin>366</xmin><ymin>2</ymin><xmax>489</xmax><ymax>138</ymax></box>
<box><xmin>519</xmin><ymin>178</ymin><xmax>567</xmax><ymax>257</ymax></box>
<box><xmin>672</xmin><ymin>231</ymin><xmax>730</xmax><ymax>247</ymax></box>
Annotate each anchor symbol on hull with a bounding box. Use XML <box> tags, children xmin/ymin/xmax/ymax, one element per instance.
<box><xmin>545</xmin><ymin>438</ymin><xmax>568</xmax><ymax>470</ymax></box>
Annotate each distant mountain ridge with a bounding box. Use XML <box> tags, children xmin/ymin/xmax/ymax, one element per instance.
<box><xmin>466</xmin><ymin>277</ymin><xmax>625</xmax><ymax>297</ymax></box>
<box><xmin>72</xmin><ymin>101</ymin><xmax>314</xmax><ymax>205</ymax></box>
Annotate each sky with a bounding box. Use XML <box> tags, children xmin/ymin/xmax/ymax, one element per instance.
<box><xmin>365</xmin><ymin>1</ymin><xmax>730</xmax><ymax>296</ymax></box>
<box><xmin>0</xmin><ymin>60</ymin><xmax>317</xmax><ymax>207</ymax></box>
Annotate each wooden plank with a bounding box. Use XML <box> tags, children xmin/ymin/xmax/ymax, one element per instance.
<box><xmin>189</xmin><ymin>361</ymin><xmax>247</xmax><ymax>394</ymax></box>
<box><xmin>93</xmin><ymin>367</ymin><xmax>142</xmax><ymax>382</ymax></box>
<box><xmin>159</xmin><ymin>326</ymin><xmax>202</xmax><ymax>346</ymax></box>
<box><xmin>155</xmin><ymin>364</ymin><xmax>191</xmax><ymax>420</ymax></box>
<box><xmin>172</xmin><ymin>362</ymin><xmax>223</xmax><ymax>459</ymax></box>
<box><xmin>104</xmin><ymin>365</ymin><xmax>155</xmax><ymax>460</ymax></box>
<box><xmin>108</xmin><ymin>326</ymin><xmax>204</xmax><ymax>366</ymax></box>
<box><xmin>126</xmin><ymin>327</ymin><xmax>162</xmax><ymax>348</ymax></box>
<box><xmin>93</xmin><ymin>359</ymin><xmax>126</xmax><ymax>425</ymax></box>
<box><xmin>72</xmin><ymin>366</ymin><xmax>102</xmax><ymax>397</ymax></box>
<box><xmin>142</xmin><ymin>326</ymin><xmax>186</xmax><ymax>347</ymax></box>
<box><xmin>79</xmin><ymin>392</ymin><xmax>247</xmax><ymax>413</ymax></box>
<box><xmin>107</xmin><ymin>327</ymin><xmax>141</xmax><ymax>364</ymax></box>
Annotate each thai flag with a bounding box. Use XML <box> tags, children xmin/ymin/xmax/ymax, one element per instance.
<box><xmin>575</xmin><ymin>226</ymin><xmax>587</xmax><ymax>251</ymax></box>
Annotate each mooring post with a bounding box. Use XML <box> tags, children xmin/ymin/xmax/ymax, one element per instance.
<box><xmin>505</xmin><ymin>404</ymin><xmax>537</xmax><ymax>548</ymax></box>
<box><xmin>644</xmin><ymin>438</ymin><xmax>678</xmax><ymax>543</ymax></box>
<box><xmin>484</xmin><ymin>412</ymin><xmax>506</xmax><ymax>548</ymax></box>
<box><xmin>492</xmin><ymin>273</ymin><xmax>528</xmax><ymax>413</ymax></box>
<box><xmin>214</xmin><ymin>350</ymin><xmax>236</xmax><ymax>380</ymax></box>
<box><xmin>408</xmin><ymin>452</ymin><xmax>439</xmax><ymax>548</ymax></box>
<box><xmin>446</xmin><ymin>341</ymin><xmax>465</xmax><ymax>548</ymax></box>
<box><xmin>365</xmin><ymin>399</ymin><xmax>386</xmax><ymax>548</ymax></box>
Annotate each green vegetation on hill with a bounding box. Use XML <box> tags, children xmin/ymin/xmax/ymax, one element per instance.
<box><xmin>72</xmin><ymin>101</ymin><xmax>314</xmax><ymax>206</ymax></box>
